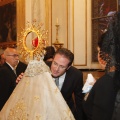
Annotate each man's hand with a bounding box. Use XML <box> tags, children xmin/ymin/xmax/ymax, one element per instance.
<box><xmin>16</xmin><ymin>72</ymin><xmax>24</xmax><ymax>84</ymax></box>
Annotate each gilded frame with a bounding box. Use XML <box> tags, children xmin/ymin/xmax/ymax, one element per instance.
<box><xmin>0</xmin><ymin>0</ymin><xmax>25</xmax><ymax>49</ymax></box>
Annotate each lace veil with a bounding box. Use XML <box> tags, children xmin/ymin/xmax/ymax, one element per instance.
<box><xmin>99</xmin><ymin>11</ymin><xmax>120</xmax><ymax>73</ymax></box>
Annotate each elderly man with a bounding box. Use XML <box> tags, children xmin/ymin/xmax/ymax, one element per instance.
<box><xmin>0</xmin><ymin>47</ymin><xmax>27</xmax><ymax>110</ymax></box>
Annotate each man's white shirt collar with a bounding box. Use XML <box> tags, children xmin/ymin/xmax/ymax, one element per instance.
<box><xmin>56</xmin><ymin>72</ymin><xmax>66</xmax><ymax>90</ymax></box>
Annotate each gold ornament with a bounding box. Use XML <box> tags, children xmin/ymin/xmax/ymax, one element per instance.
<box><xmin>17</xmin><ymin>20</ymin><xmax>48</xmax><ymax>62</ymax></box>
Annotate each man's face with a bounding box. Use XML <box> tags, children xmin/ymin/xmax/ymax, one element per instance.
<box><xmin>5</xmin><ymin>49</ymin><xmax>19</xmax><ymax>68</ymax></box>
<box><xmin>51</xmin><ymin>54</ymin><xmax>70</xmax><ymax>77</ymax></box>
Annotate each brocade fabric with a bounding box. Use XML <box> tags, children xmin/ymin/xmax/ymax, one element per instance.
<box><xmin>0</xmin><ymin>60</ymin><xmax>75</xmax><ymax>120</ymax></box>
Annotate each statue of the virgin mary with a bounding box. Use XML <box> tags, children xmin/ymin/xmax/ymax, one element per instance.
<box><xmin>0</xmin><ymin>22</ymin><xmax>75</xmax><ymax>120</ymax></box>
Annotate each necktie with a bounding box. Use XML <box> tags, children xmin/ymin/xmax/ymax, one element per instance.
<box><xmin>55</xmin><ymin>78</ymin><xmax>59</xmax><ymax>87</ymax></box>
<box><xmin>13</xmin><ymin>68</ymin><xmax>17</xmax><ymax>76</ymax></box>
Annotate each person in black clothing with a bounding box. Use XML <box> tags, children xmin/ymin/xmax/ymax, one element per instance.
<box><xmin>83</xmin><ymin>11</ymin><xmax>120</xmax><ymax>120</ymax></box>
<box><xmin>111</xmin><ymin>12</ymin><xmax>120</xmax><ymax>120</ymax></box>
<box><xmin>0</xmin><ymin>47</ymin><xmax>27</xmax><ymax>110</ymax></box>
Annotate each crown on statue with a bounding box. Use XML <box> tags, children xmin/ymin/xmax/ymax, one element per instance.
<box><xmin>17</xmin><ymin>20</ymin><xmax>48</xmax><ymax>62</ymax></box>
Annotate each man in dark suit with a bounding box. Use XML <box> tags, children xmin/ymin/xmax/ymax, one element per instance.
<box><xmin>46</xmin><ymin>48</ymin><xmax>84</xmax><ymax>120</ymax></box>
<box><xmin>16</xmin><ymin>61</ymin><xmax>27</xmax><ymax>76</ymax></box>
<box><xmin>0</xmin><ymin>47</ymin><xmax>27</xmax><ymax>111</ymax></box>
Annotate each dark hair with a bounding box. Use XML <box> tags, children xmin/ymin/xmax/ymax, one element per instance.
<box><xmin>44</xmin><ymin>46</ymin><xmax>55</xmax><ymax>61</ymax></box>
<box><xmin>54</xmin><ymin>48</ymin><xmax>74</xmax><ymax>66</ymax></box>
<box><xmin>98</xmin><ymin>32</ymin><xmax>106</xmax><ymax>49</ymax></box>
